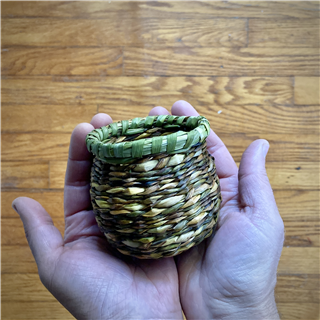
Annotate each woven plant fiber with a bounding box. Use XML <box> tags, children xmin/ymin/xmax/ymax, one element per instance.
<box><xmin>86</xmin><ymin>115</ymin><xmax>221</xmax><ymax>259</ymax></box>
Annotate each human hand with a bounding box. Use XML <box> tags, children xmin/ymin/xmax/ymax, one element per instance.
<box><xmin>149</xmin><ymin>101</ymin><xmax>284</xmax><ymax>320</ymax></box>
<box><xmin>12</xmin><ymin>114</ymin><xmax>183</xmax><ymax>320</ymax></box>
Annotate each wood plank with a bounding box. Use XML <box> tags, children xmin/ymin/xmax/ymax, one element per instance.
<box><xmin>2</xmin><ymin>132</ymin><xmax>318</xmax><ymax>162</ymax></box>
<box><xmin>1</xmin><ymin>218</ymin><xmax>65</xmax><ymax>246</ymax></box>
<box><xmin>48</xmin><ymin>161</ymin><xmax>82</xmax><ymax>189</ymax></box>
<box><xmin>2</xmin><ymin>134</ymin><xmax>70</xmax><ymax>161</ymax></box>
<box><xmin>218</xmin><ymin>133</ymin><xmax>319</xmax><ymax>163</ymax></box>
<box><xmin>1</xmin><ymin>76</ymin><xmax>294</xmax><ymax>107</ymax></box>
<box><xmin>1</xmin><ymin>18</ymin><xmax>246</xmax><ymax>47</ymax></box>
<box><xmin>265</xmin><ymin>162</ymin><xmax>319</xmax><ymax>190</ymax></box>
<box><xmin>275</xmin><ymin>190</ymin><xmax>320</xmax><ymax>221</ymax></box>
<box><xmin>1</xmin><ymin>301</ymin><xmax>74</xmax><ymax>319</ymax></box>
<box><xmin>249</xmin><ymin>19</ymin><xmax>320</xmax><ymax>47</ymax></box>
<box><xmin>2</xmin><ymin>216</ymin><xmax>318</xmax><ymax>255</ymax></box>
<box><xmin>294</xmin><ymin>77</ymin><xmax>320</xmax><ymax>105</ymax></box>
<box><xmin>100</xmin><ymin>104</ymin><xmax>319</xmax><ymax>135</ymax></box>
<box><xmin>261</xmin><ymin>134</ymin><xmax>319</xmax><ymax>162</ymax></box>
<box><xmin>3</xmin><ymin>242</ymin><xmax>320</xmax><ymax>276</ymax></box>
<box><xmin>2</xmin><ymin>161</ymin><xmax>319</xmax><ymax>190</ymax></box>
<box><xmin>1</xmin><ymin>2</ymin><xmax>319</xmax><ymax>319</ymax></box>
<box><xmin>275</xmin><ymin>274</ymin><xmax>319</xmax><ymax>303</ymax></box>
<box><xmin>49</xmin><ymin>161</ymin><xmax>67</xmax><ymax>189</ymax></box>
<box><xmin>1</xmin><ymin>270</ymin><xmax>319</xmax><ymax>304</ymax></box>
<box><xmin>233</xmin><ymin>133</ymin><xmax>316</xmax><ymax>164</ymax></box>
<box><xmin>1</xmin><ymin>105</ymin><xmax>97</xmax><ymax>133</ymax></box>
<box><xmin>283</xmin><ymin>221</ymin><xmax>320</xmax><ymax>247</ymax></box>
<box><xmin>1</xmin><ymin>47</ymin><xmax>123</xmax><ymax>76</ymax></box>
<box><xmin>2</xmin><ymin>189</ymin><xmax>318</xmax><ymax>220</ymax></box>
<box><xmin>45</xmin><ymin>160</ymin><xmax>320</xmax><ymax>190</ymax></box>
<box><xmin>199</xmin><ymin>106</ymin><xmax>319</xmax><ymax>135</ymax></box>
<box><xmin>278</xmin><ymin>247</ymin><xmax>319</xmax><ymax>274</ymax></box>
<box><xmin>1</xmin><ymin>158</ymin><xmax>319</xmax><ymax>190</ymax></box>
<box><xmin>277</xmin><ymin>303</ymin><xmax>319</xmax><ymax>320</ymax></box>
<box><xmin>1</xmin><ymin>303</ymin><xmax>313</xmax><ymax>320</ymax></box>
<box><xmin>1</xmin><ymin>273</ymin><xmax>55</xmax><ymax>302</ymax></box>
<box><xmin>1</xmin><ymin>286</ymin><xmax>317</xmax><ymax>320</ymax></box>
<box><xmin>2</xmin><ymin>103</ymin><xmax>318</xmax><ymax>135</ymax></box>
<box><xmin>2</xmin><ymin>214</ymin><xmax>318</xmax><ymax>248</ymax></box>
<box><xmin>1</xmin><ymin>162</ymin><xmax>49</xmax><ymax>189</ymax></box>
<box><xmin>2</xmin><ymin>245</ymin><xmax>37</xmax><ymax>274</ymax></box>
<box><xmin>1</xmin><ymin>191</ymin><xmax>64</xmax><ymax>219</ymax></box>
<box><xmin>2</xmin><ymin>1</ymin><xmax>319</xmax><ymax>19</ymax></box>
<box><xmin>124</xmin><ymin>47</ymin><xmax>319</xmax><ymax>76</ymax></box>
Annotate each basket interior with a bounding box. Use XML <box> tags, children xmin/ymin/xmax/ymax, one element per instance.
<box><xmin>86</xmin><ymin>115</ymin><xmax>210</xmax><ymax>163</ymax></box>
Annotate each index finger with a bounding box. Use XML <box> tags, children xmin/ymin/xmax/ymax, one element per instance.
<box><xmin>171</xmin><ymin>100</ymin><xmax>238</xmax><ymax>179</ymax></box>
<box><xmin>64</xmin><ymin>114</ymin><xmax>114</xmax><ymax>217</ymax></box>
<box><xmin>64</xmin><ymin>123</ymin><xmax>95</xmax><ymax>217</ymax></box>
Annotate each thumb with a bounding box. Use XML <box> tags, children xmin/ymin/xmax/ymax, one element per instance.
<box><xmin>238</xmin><ymin>139</ymin><xmax>278</xmax><ymax>217</ymax></box>
<box><xmin>12</xmin><ymin>197</ymin><xmax>63</xmax><ymax>268</ymax></box>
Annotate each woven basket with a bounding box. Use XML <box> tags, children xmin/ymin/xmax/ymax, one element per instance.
<box><xmin>86</xmin><ymin>115</ymin><xmax>221</xmax><ymax>259</ymax></box>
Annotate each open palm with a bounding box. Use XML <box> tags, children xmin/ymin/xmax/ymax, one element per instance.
<box><xmin>150</xmin><ymin>101</ymin><xmax>284</xmax><ymax>320</ymax></box>
<box><xmin>14</xmin><ymin>100</ymin><xmax>284</xmax><ymax>320</ymax></box>
<box><xmin>13</xmin><ymin>115</ymin><xmax>182</xmax><ymax>320</ymax></box>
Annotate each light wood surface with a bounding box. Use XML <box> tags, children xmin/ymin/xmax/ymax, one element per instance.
<box><xmin>1</xmin><ymin>1</ymin><xmax>319</xmax><ymax>319</ymax></box>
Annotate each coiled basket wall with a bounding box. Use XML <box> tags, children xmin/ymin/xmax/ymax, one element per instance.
<box><xmin>86</xmin><ymin>115</ymin><xmax>221</xmax><ymax>259</ymax></box>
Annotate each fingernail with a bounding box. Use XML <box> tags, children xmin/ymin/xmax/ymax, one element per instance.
<box><xmin>262</xmin><ymin>141</ymin><xmax>270</xmax><ymax>158</ymax></box>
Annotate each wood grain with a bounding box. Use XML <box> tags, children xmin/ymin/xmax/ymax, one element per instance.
<box><xmin>124</xmin><ymin>47</ymin><xmax>319</xmax><ymax>76</ymax></box>
<box><xmin>1</xmin><ymin>18</ymin><xmax>247</xmax><ymax>47</ymax></box>
<box><xmin>277</xmin><ymin>303</ymin><xmax>319</xmax><ymax>320</ymax></box>
<box><xmin>283</xmin><ymin>221</ymin><xmax>320</xmax><ymax>247</ymax></box>
<box><xmin>1</xmin><ymin>186</ymin><xmax>318</xmax><ymax>217</ymax></box>
<box><xmin>2</xmin><ymin>261</ymin><xmax>319</xmax><ymax>298</ymax></box>
<box><xmin>1</xmin><ymin>191</ymin><xmax>64</xmax><ymax>218</ymax></box>
<box><xmin>2</xmin><ymin>2</ymin><xmax>319</xmax><ymax>319</ymax></box>
<box><xmin>2</xmin><ymin>243</ymin><xmax>320</xmax><ymax>275</ymax></box>
<box><xmin>2</xmin><ymin>103</ymin><xmax>318</xmax><ymax>136</ymax></box>
<box><xmin>1</xmin><ymin>162</ymin><xmax>49</xmax><ymax>189</ymax></box>
<box><xmin>248</xmin><ymin>19</ymin><xmax>320</xmax><ymax>47</ymax></box>
<box><xmin>44</xmin><ymin>160</ymin><xmax>91</xmax><ymax>189</ymax></box>
<box><xmin>274</xmin><ymin>190</ymin><xmax>320</xmax><ymax>220</ymax></box>
<box><xmin>1</xmin><ymin>288</ymin><xmax>318</xmax><ymax>320</ymax></box>
<box><xmin>2</xmin><ymin>245</ymin><xmax>38</xmax><ymax>274</ymax></box>
<box><xmin>1</xmin><ymin>76</ymin><xmax>294</xmax><ymax>107</ymax></box>
<box><xmin>275</xmin><ymin>274</ymin><xmax>319</xmax><ymax>303</ymax></box>
<box><xmin>2</xmin><ymin>1</ymin><xmax>319</xmax><ymax>19</ymax></box>
<box><xmin>100</xmin><ymin>104</ymin><xmax>320</xmax><ymax>135</ymax></box>
<box><xmin>1</xmin><ymin>301</ymin><xmax>74</xmax><ymax>319</ymax></box>
<box><xmin>2</xmin><ymin>132</ymin><xmax>318</xmax><ymax>162</ymax></box>
<box><xmin>294</xmin><ymin>77</ymin><xmax>320</xmax><ymax>105</ymax></box>
<box><xmin>2</xmin><ymin>218</ymin><xmax>65</xmax><ymax>246</ymax></box>
<box><xmin>278</xmin><ymin>247</ymin><xmax>319</xmax><ymax>274</ymax></box>
<box><xmin>2</xmin><ymin>133</ymin><xmax>70</xmax><ymax>161</ymax></box>
<box><xmin>36</xmin><ymin>160</ymin><xmax>320</xmax><ymax>191</ymax></box>
<box><xmin>1</xmin><ymin>47</ymin><xmax>123</xmax><ymax>76</ymax></box>
<box><xmin>1</xmin><ymin>302</ymin><xmax>309</xmax><ymax>320</ymax></box>
<box><xmin>49</xmin><ymin>161</ymin><xmax>67</xmax><ymax>189</ymax></box>
<box><xmin>3</xmin><ymin>214</ymin><xmax>318</xmax><ymax>248</ymax></box>
<box><xmin>265</xmin><ymin>162</ymin><xmax>319</xmax><ymax>190</ymax></box>
<box><xmin>1</xmin><ymin>105</ymin><xmax>97</xmax><ymax>133</ymax></box>
<box><xmin>2</xmin><ymin>274</ymin><xmax>55</xmax><ymax>302</ymax></box>
<box><xmin>2</xmin><ymin>189</ymin><xmax>319</xmax><ymax>220</ymax></box>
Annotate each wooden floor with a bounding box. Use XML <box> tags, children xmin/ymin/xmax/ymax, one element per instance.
<box><xmin>1</xmin><ymin>1</ymin><xmax>319</xmax><ymax>319</ymax></box>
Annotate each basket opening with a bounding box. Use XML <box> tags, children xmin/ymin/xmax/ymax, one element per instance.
<box><xmin>86</xmin><ymin>115</ymin><xmax>210</xmax><ymax>162</ymax></box>
<box><xmin>104</xmin><ymin>124</ymin><xmax>184</xmax><ymax>145</ymax></box>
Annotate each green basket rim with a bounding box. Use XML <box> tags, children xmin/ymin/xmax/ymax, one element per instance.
<box><xmin>86</xmin><ymin>115</ymin><xmax>210</xmax><ymax>163</ymax></box>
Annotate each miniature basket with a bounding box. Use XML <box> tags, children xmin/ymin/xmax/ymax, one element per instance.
<box><xmin>86</xmin><ymin>115</ymin><xmax>221</xmax><ymax>259</ymax></box>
